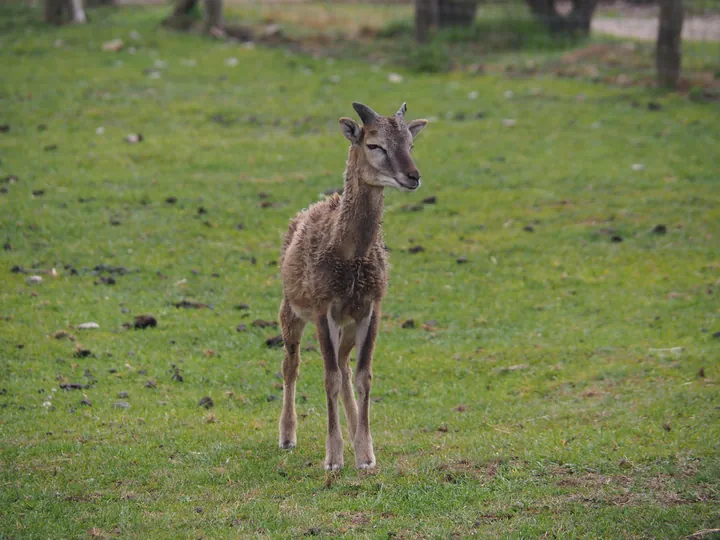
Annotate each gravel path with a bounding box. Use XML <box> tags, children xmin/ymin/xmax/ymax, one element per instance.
<box><xmin>593</xmin><ymin>14</ymin><xmax>720</xmax><ymax>41</ymax></box>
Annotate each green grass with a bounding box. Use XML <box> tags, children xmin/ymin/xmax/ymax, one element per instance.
<box><xmin>2</xmin><ymin>4</ymin><xmax>720</xmax><ymax>538</ymax></box>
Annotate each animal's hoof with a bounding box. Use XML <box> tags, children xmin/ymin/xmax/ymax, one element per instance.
<box><xmin>356</xmin><ymin>460</ymin><xmax>376</xmax><ymax>470</ymax></box>
<box><xmin>279</xmin><ymin>440</ymin><xmax>296</xmax><ymax>450</ymax></box>
<box><xmin>324</xmin><ymin>462</ymin><xmax>342</xmax><ymax>471</ymax></box>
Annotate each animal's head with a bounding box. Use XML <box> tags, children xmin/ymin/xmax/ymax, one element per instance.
<box><xmin>339</xmin><ymin>102</ymin><xmax>428</xmax><ymax>192</ymax></box>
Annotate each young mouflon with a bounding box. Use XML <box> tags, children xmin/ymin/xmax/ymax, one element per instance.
<box><xmin>278</xmin><ymin>102</ymin><xmax>428</xmax><ymax>470</ymax></box>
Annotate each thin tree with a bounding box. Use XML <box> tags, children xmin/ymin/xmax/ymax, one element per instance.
<box><xmin>164</xmin><ymin>0</ymin><xmax>224</xmax><ymax>34</ymax></box>
<box><xmin>656</xmin><ymin>0</ymin><xmax>684</xmax><ymax>88</ymax></box>
<box><xmin>415</xmin><ymin>0</ymin><xmax>480</xmax><ymax>42</ymax></box>
<box><xmin>525</xmin><ymin>0</ymin><xmax>598</xmax><ymax>35</ymax></box>
<box><xmin>45</xmin><ymin>0</ymin><xmax>86</xmax><ymax>24</ymax></box>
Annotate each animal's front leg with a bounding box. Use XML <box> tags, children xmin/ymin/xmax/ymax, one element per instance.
<box><xmin>353</xmin><ymin>305</ymin><xmax>379</xmax><ymax>469</ymax></box>
<box><xmin>317</xmin><ymin>312</ymin><xmax>343</xmax><ymax>470</ymax></box>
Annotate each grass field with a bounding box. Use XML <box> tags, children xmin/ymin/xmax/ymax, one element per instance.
<box><xmin>1</xmin><ymin>4</ymin><xmax>720</xmax><ymax>538</ymax></box>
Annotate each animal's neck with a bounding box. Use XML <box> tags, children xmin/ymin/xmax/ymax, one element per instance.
<box><xmin>334</xmin><ymin>147</ymin><xmax>384</xmax><ymax>259</ymax></box>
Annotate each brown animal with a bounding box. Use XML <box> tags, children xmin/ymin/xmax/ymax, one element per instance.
<box><xmin>278</xmin><ymin>102</ymin><xmax>428</xmax><ymax>470</ymax></box>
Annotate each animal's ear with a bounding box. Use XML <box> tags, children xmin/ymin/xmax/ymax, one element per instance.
<box><xmin>339</xmin><ymin>117</ymin><xmax>362</xmax><ymax>144</ymax></box>
<box><xmin>407</xmin><ymin>119</ymin><xmax>428</xmax><ymax>139</ymax></box>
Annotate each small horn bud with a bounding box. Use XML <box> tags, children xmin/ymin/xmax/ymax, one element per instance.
<box><xmin>396</xmin><ymin>102</ymin><xmax>407</xmax><ymax>119</ymax></box>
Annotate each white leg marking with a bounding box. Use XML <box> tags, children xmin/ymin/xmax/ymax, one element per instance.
<box><xmin>354</xmin><ymin>305</ymin><xmax>373</xmax><ymax>360</ymax></box>
<box><xmin>327</xmin><ymin>309</ymin><xmax>341</xmax><ymax>361</ymax></box>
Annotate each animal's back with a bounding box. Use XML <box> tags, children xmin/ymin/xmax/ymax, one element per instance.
<box><xmin>280</xmin><ymin>194</ymin><xmax>342</xmax><ymax>307</ymax></box>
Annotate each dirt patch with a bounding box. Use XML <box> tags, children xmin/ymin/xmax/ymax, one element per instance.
<box><xmin>437</xmin><ymin>458</ymin><xmax>503</xmax><ymax>484</ymax></box>
<box><xmin>548</xmin><ymin>465</ymin><xmax>718</xmax><ymax>508</ymax></box>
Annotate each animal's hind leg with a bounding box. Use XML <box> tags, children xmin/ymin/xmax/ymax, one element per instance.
<box><xmin>278</xmin><ymin>298</ymin><xmax>306</xmax><ymax>449</ymax></box>
<box><xmin>338</xmin><ymin>326</ymin><xmax>358</xmax><ymax>442</ymax></box>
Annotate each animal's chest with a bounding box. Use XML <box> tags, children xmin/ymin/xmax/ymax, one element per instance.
<box><xmin>318</xmin><ymin>255</ymin><xmax>387</xmax><ymax>321</ymax></box>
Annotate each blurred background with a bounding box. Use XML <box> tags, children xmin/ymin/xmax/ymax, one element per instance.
<box><xmin>1</xmin><ymin>0</ymin><xmax>719</xmax><ymax>537</ymax></box>
<box><xmin>22</xmin><ymin>0</ymin><xmax>720</xmax><ymax>91</ymax></box>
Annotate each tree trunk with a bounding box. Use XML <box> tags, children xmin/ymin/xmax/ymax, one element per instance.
<box><xmin>656</xmin><ymin>0</ymin><xmax>683</xmax><ymax>88</ymax></box>
<box><xmin>437</xmin><ymin>0</ymin><xmax>479</xmax><ymax>27</ymax></box>
<box><xmin>415</xmin><ymin>0</ymin><xmax>439</xmax><ymax>43</ymax></box>
<box><xmin>525</xmin><ymin>0</ymin><xmax>598</xmax><ymax>35</ymax></box>
<box><xmin>70</xmin><ymin>0</ymin><xmax>86</xmax><ymax>23</ymax></box>
<box><xmin>204</xmin><ymin>0</ymin><xmax>223</xmax><ymax>30</ymax></box>
<box><xmin>44</xmin><ymin>0</ymin><xmax>66</xmax><ymax>24</ymax></box>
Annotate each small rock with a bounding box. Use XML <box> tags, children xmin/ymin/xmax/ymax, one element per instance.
<box><xmin>421</xmin><ymin>196</ymin><xmax>437</xmax><ymax>205</ymax></box>
<box><xmin>456</xmin><ymin>256</ymin><xmax>468</xmax><ymax>264</ymax></box>
<box><xmin>236</xmin><ymin>324</ymin><xmax>247</xmax><ymax>332</ymax></box>
<box><xmin>266</xmin><ymin>394</ymin><xmax>277</xmax><ymax>402</ymax></box>
<box><xmin>610</xmin><ymin>236</ymin><xmax>623</xmax><ymax>243</ymax></box>
<box><xmin>198</xmin><ymin>396</ymin><xmax>214</xmax><ymax>409</ymax></box>
<box><xmin>77</xmin><ymin>322</ymin><xmax>100</xmax><ymax>330</ymax></box>
<box><xmin>652</xmin><ymin>224</ymin><xmax>667</xmax><ymax>235</ymax></box>
<box><xmin>60</xmin><ymin>383</ymin><xmax>86</xmax><ymax>390</ymax></box>
<box><xmin>73</xmin><ymin>348</ymin><xmax>93</xmax><ymax>358</ymax></box>
<box><xmin>502</xmin><ymin>119</ymin><xmax>516</xmax><ymax>127</ymax></box>
<box><xmin>114</xmin><ymin>401</ymin><xmax>130</xmax><ymax>409</ymax></box>
<box><xmin>401</xmin><ymin>319</ymin><xmax>415</xmax><ymax>329</ymax></box>
<box><xmin>437</xmin><ymin>425</ymin><xmax>449</xmax><ymax>433</ymax></box>
<box><xmin>117</xmin><ymin>391</ymin><xmax>129</xmax><ymax>399</ymax></box>
<box><xmin>133</xmin><ymin>315</ymin><xmax>157</xmax><ymax>329</ymax></box>
<box><xmin>631</xmin><ymin>163</ymin><xmax>644</xmax><ymax>171</ymax></box>
<box><xmin>388</xmin><ymin>73</ymin><xmax>403</xmax><ymax>84</ymax></box>
<box><xmin>195</xmin><ymin>507</ymin><xmax>204</xmax><ymax>514</ymax></box>
<box><xmin>103</xmin><ymin>38</ymin><xmax>124</xmax><ymax>52</ymax></box>
<box><xmin>26</xmin><ymin>275</ymin><xmax>43</xmax><ymax>285</ymax></box>
<box><xmin>408</xmin><ymin>245</ymin><xmax>425</xmax><ymax>254</ymax></box>
<box><xmin>165</xmin><ymin>196</ymin><xmax>177</xmax><ymax>204</ymax></box>
<box><xmin>266</xmin><ymin>335</ymin><xmax>284</xmax><ymax>348</ymax></box>
<box><xmin>124</xmin><ymin>133</ymin><xmax>143</xmax><ymax>144</ymax></box>
<box><xmin>32</xmin><ymin>189</ymin><xmax>45</xmax><ymax>196</ymax></box>
<box><xmin>523</xmin><ymin>225</ymin><xmax>534</xmax><ymax>232</ymax></box>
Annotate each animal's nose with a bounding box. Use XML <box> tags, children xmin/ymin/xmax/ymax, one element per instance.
<box><xmin>407</xmin><ymin>170</ymin><xmax>420</xmax><ymax>182</ymax></box>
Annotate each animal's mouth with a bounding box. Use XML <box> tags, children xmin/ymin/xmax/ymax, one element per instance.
<box><xmin>396</xmin><ymin>177</ymin><xmax>421</xmax><ymax>192</ymax></box>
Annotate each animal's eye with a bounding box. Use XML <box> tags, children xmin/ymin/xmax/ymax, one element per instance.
<box><xmin>366</xmin><ymin>144</ymin><xmax>383</xmax><ymax>151</ymax></box>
